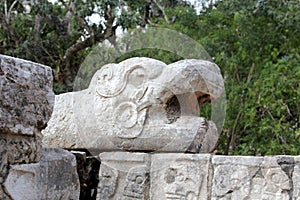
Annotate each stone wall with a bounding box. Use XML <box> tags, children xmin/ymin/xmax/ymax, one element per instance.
<box><xmin>96</xmin><ymin>152</ymin><xmax>300</xmax><ymax>200</ymax></box>
<box><xmin>0</xmin><ymin>54</ymin><xmax>80</xmax><ymax>199</ymax></box>
<box><xmin>0</xmin><ymin>54</ymin><xmax>54</xmax><ymax>198</ymax></box>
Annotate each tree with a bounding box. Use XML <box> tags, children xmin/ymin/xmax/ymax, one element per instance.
<box><xmin>194</xmin><ymin>0</ymin><xmax>300</xmax><ymax>155</ymax></box>
<box><xmin>0</xmin><ymin>0</ymin><xmax>187</xmax><ymax>92</ymax></box>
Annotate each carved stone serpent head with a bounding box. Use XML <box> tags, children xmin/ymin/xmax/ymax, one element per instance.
<box><xmin>43</xmin><ymin>57</ymin><xmax>224</xmax><ymax>153</ymax></box>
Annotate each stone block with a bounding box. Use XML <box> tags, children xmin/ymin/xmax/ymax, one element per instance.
<box><xmin>3</xmin><ymin>148</ymin><xmax>80</xmax><ymax>200</ymax></box>
<box><xmin>96</xmin><ymin>152</ymin><xmax>150</xmax><ymax>200</ymax></box>
<box><xmin>43</xmin><ymin>57</ymin><xmax>224</xmax><ymax>153</ymax></box>
<box><xmin>0</xmin><ymin>135</ymin><xmax>41</xmax><ymax>185</ymax></box>
<box><xmin>293</xmin><ymin>156</ymin><xmax>300</xmax><ymax>200</ymax></box>
<box><xmin>211</xmin><ymin>155</ymin><xmax>294</xmax><ymax>200</ymax></box>
<box><xmin>0</xmin><ymin>54</ymin><xmax>54</xmax><ymax>136</ymax></box>
<box><xmin>0</xmin><ymin>54</ymin><xmax>54</xmax><ymax>191</ymax></box>
<box><xmin>151</xmin><ymin>154</ymin><xmax>211</xmax><ymax>200</ymax></box>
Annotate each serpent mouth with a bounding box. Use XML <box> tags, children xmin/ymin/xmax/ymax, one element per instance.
<box><xmin>165</xmin><ymin>92</ymin><xmax>211</xmax><ymax>124</ymax></box>
<box><xmin>165</xmin><ymin>95</ymin><xmax>180</xmax><ymax>124</ymax></box>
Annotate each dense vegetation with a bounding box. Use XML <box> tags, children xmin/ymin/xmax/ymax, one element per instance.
<box><xmin>1</xmin><ymin>0</ymin><xmax>299</xmax><ymax>155</ymax></box>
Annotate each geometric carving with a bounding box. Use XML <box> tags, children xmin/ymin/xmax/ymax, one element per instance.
<box><xmin>96</xmin><ymin>152</ymin><xmax>150</xmax><ymax>199</ymax></box>
<box><xmin>122</xmin><ymin>166</ymin><xmax>148</xmax><ymax>199</ymax></box>
<box><xmin>97</xmin><ymin>164</ymin><xmax>118</xmax><ymax>200</ymax></box>
<box><xmin>211</xmin><ymin>156</ymin><xmax>294</xmax><ymax>200</ymax></box>
<box><xmin>151</xmin><ymin>154</ymin><xmax>210</xmax><ymax>200</ymax></box>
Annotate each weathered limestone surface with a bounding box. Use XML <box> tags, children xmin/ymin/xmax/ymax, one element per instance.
<box><xmin>0</xmin><ymin>54</ymin><xmax>55</xmax><ymax>198</ymax></box>
<box><xmin>43</xmin><ymin>57</ymin><xmax>224</xmax><ymax>153</ymax></box>
<box><xmin>293</xmin><ymin>156</ymin><xmax>300</xmax><ymax>200</ymax></box>
<box><xmin>4</xmin><ymin>148</ymin><xmax>80</xmax><ymax>200</ymax></box>
<box><xmin>92</xmin><ymin>152</ymin><xmax>300</xmax><ymax>200</ymax></box>
<box><xmin>0</xmin><ymin>136</ymin><xmax>41</xmax><ymax>183</ymax></box>
<box><xmin>151</xmin><ymin>154</ymin><xmax>211</xmax><ymax>200</ymax></box>
<box><xmin>0</xmin><ymin>54</ymin><xmax>54</xmax><ymax>136</ymax></box>
<box><xmin>97</xmin><ymin>152</ymin><xmax>150</xmax><ymax>200</ymax></box>
<box><xmin>211</xmin><ymin>155</ymin><xmax>295</xmax><ymax>200</ymax></box>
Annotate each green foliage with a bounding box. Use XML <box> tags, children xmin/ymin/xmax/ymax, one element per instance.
<box><xmin>0</xmin><ymin>0</ymin><xmax>299</xmax><ymax>155</ymax></box>
<box><xmin>195</xmin><ymin>0</ymin><xmax>300</xmax><ymax>155</ymax></box>
<box><xmin>116</xmin><ymin>49</ymin><xmax>183</xmax><ymax>64</ymax></box>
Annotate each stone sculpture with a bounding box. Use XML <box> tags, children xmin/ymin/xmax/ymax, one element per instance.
<box><xmin>43</xmin><ymin>57</ymin><xmax>224</xmax><ymax>153</ymax></box>
<box><xmin>151</xmin><ymin>154</ymin><xmax>210</xmax><ymax>200</ymax></box>
<box><xmin>3</xmin><ymin>55</ymin><xmax>296</xmax><ymax>200</ymax></box>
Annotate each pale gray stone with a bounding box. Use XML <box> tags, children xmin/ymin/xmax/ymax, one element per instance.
<box><xmin>4</xmin><ymin>148</ymin><xmax>80</xmax><ymax>200</ymax></box>
<box><xmin>96</xmin><ymin>152</ymin><xmax>150</xmax><ymax>200</ymax></box>
<box><xmin>0</xmin><ymin>54</ymin><xmax>54</xmax><ymax>136</ymax></box>
<box><xmin>151</xmin><ymin>154</ymin><xmax>211</xmax><ymax>200</ymax></box>
<box><xmin>293</xmin><ymin>156</ymin><xmax>300</xmax><ymax>200</ymax></box>
<box><xmin>211</xmin><ymin>156</ymin><xmax>294</xmax><ymax>200</ymax></box>
<box><xmin>0</xmin><ymin>54</ymin><xmax>54</xmax><ymax>196</ymax></box>
<box><xmin>43</xmin><ymin>57</ymin><xmax>224</xmax><ymax>153</ymax></box>
<box><xmin>0</xmin><ymin>135</ymin><xmax>41</xmax><ymax>186</ymax></box>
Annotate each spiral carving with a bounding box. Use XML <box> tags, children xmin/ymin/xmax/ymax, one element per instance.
<box><xmin>96</xmin><ymin>65</ymin><xmax>145</xmax><ymax>98</ymax></box>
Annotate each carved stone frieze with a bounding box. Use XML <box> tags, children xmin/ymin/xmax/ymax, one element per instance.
<box><xmin>96</xmin><ymin>152</ymin><xmax>150</xmax><ymax>200</ymax></box>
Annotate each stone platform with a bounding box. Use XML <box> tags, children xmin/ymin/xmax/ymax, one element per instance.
<box><xmin>96</xmin><ymin>152</ymin><xmax>300</xmax><ymax>200</ymax></box>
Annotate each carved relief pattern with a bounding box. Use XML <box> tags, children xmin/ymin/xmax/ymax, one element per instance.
<box><xmin>96</xmin><ymin>65</ymin><xmax>145</xmax><ymax>98</ymax></box>
<box><xmin>113</xmin><ymin>101</ymin><xmax>147</xmax><ymax>139</ymax></box>
<box><xmin>121</xmin><ymin>166</ymin><xmax>148</xmax><ymax>200</ymax></box>
<box><xmin>97</xmin><ymin>164</ymin><xmax>118</xmax><ymax>200</ymax></box>
<box><xmin>163</xmin><ymin>163</ymin><xmax>201</xmax><ymax>200</ymax></box>
<box><xmin>96</xmin><ymin>64</ymin><xmax>154</xmax><ymax>139</ymax></box>
<box><xmin>213</xmin><ymin>165</ymin><xmax>251</xmax><ymax>199</ymax></box>
<box><xmin>96</xmin><ymin>153</ymin><xmax>150</xmax><ymax>200</ymax></box>
<box><xmin>212</xmin><ymin>165</ymin><xmax>292</xmax><ymax>200</ymax></box>
<box><xmin>246</xmin><ymin>168</ymin><xmax>290</xmax><ymax>200</ymax></box>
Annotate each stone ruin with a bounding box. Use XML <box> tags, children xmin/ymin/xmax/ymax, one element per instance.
<box><xmin>0</xmin><ymin>55</ymin><xmax>300</xmax><ymax>199</ymax></box>
<box><xmin>0</xmin><ymin>55</ymin><xmax>79</xmax><ymax>199</ymax></box>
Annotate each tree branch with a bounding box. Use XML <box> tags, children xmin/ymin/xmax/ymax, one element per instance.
<box><xmin>60</xmin><ymin>3</ymin><xmax>117</xmax><ymax>87</ymax></box>
<box><xmin>153</xmin><ymin>0</ymin><xmax>170</xmax><ymax>24</ymax></box>
<box><xmin>6</xmin><ymin>0</ymin><xmax>18</xmax><ymax>24</ymax></box>
<box><xmin>64</xmin><ymin>0</ymin><xmax>76</xmax><ymax>34</ymax></box>
<box><xmin>34</xmin><ymin>14</ymin><xmax>42</xmax><ymax>43</ymax></box>
<box><xmin>0</xmin><ymin>12</ymin><xmax>18</xmax><ymax>44</ymax></box>
<box><xmin>59</xmin><ymin>0</ymin><xmax>93</xmax><ymax>39</ymax></box>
